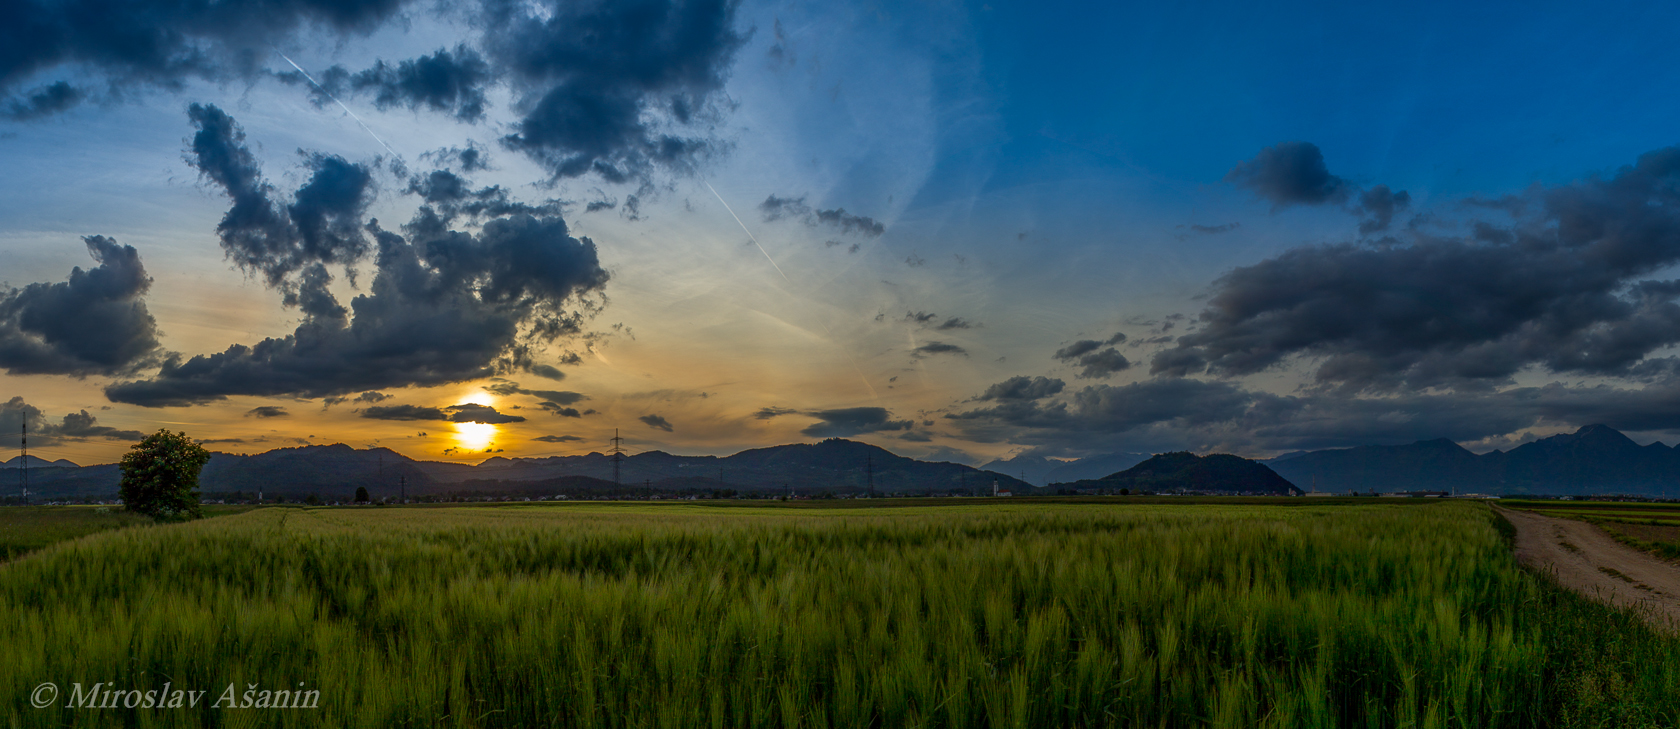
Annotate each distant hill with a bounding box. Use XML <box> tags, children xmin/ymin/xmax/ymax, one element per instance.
<box><xmin>1268</xmin><ymin>424</ymin><xmax>1680</xmax><ymax>496</ymax></box>
<box><xmin>6</xmin><ymin>438</ymin><xmax>1033</xmax><ymax>500</ymax></box>
<box><xmin>980</xmin><ymin>452</ymin><xmax>1152</xmax><ymax>487</ymax></box>
<box><xmin>1</xmin><ymin>455</ymin><xmax>80</xmax><ymax>469</ymax></box>
<box><xmin>1056</xmin><ymin>452</ymin><xmax>1299</xmax><ymax>495</ymax></box>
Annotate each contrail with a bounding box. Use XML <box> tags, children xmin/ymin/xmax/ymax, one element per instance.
<box><xmin>704</xmin><ymin>180</ymin><xmax>789</xmax><ymax>282</ymax></box>
<box><xmin>275</xmin><ymin>51</ymin><xmax>401</xmax><ymax>159</ymax></box>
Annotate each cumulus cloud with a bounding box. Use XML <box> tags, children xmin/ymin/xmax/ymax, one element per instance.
<box><xmin>1157</xmin><ymin>145</ymin><xmax>1680</xmax><ymax>393</ymax></box>
<box><xmin>245</xmin><ymin>406</ymin><xmax>289</xmax><ymax>418</ymax></box>
<box><xmin>759</xmin><ymin>194</ymin><xmax>886</xmax><ymax>237</ymax></box>
<box><xmin>639</xmin><ymin>414</ymin><xmax>673</xmax><ymax>431</ymax></box>
<box><xmin>106</xmin><ymin>107</ymin><xmax>609</xmax><ymax>407</ymax></box>
<box><xmin>0</xmin><ymin>236</ymin><xmax>162</xmax><ymax>377</ymax></box>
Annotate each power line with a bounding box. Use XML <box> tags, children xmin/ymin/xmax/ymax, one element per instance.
<box><xmin>609</xmin><ymin>428</ymin><xmax>624</xmax><ymax>485</ymax></box>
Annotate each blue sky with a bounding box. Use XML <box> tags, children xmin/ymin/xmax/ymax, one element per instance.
<box><xmin>4</xmin><ymin>0</ymin><xmax>1680</xmax><ymax>466</ymax></box>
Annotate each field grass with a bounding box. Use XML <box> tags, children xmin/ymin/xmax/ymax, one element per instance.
<box><xmin>2</xmin><ymin>501</ymin><xmax>1678</xmax><ymax>727</ymax></box>
<box><xmin>0</xmin><ymin>504</ymin><xmax>258</xmax><ymax>561</ymax></box>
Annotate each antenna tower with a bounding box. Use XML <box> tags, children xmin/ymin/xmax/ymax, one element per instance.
<box><xmin>609</xmin><ymin>428</ymin><xmax>624</xmax><ymax>485</ymax></box>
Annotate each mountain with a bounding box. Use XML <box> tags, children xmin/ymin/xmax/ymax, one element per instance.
<box><xmin>980</xmin><ymin>452</ymin><xmax>1152</xmax><ymax>487</ymax></box>
<box><xmin>1266</xmin><ymin>438</ymin><xmax>1487</xmax><ymax>494</ymax></box>
<box><xmin>1056</xmin><ymin>452</ymin><xmax>1298</xmax><ymax>495</ymax></box>
<box><xmin>6</xmin><ymin>439</ymin><xmax>1033</xmax><ymax>500</ymax></box>
<box><xmin>1</xmin><ymin>455</ymin><xmax>80</xmax><ymax>468</ymax></box>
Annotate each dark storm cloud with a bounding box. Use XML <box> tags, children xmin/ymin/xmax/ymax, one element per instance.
<box><xmin>1225</xmin><ymin>141</ymin><xmax>1348</xmax><ymax>208</ymax></box>
<box><xmin>4</xmin><ymin>81</ymin><xmax>83</xmax><ymax>120</ymax></box>
<box><xmin>284</xmin><ymin>45</ymin><xmax>492</xmax><ymax>122</ymax></box>
<box><xmin>533</xmin><ymin>434</ymin><xmax>583</xmax><ymax>442</ymax></box>
<box><xmin>639</xmin><ymin>414</ymin><xmax>673</xmax><ymax>431</ymax></box>
<box><xmin>977</xmin><ymin>376</ymin><xmax>1065</xmax><ymax>401</ymax></box>
<box><xmin>0</xmin><ymin>0</ymin><xmax>412</xmax><ymax>117</ymax></box>
<box><xmin>912</xmin><ymin>342</ymin><xmax>967</xmax><ymax>358</ymax></box>
<box><xmin>109</xmin><ymin>107</ymin><xmax>610</xmax><ymax>406</ymax></box>
<box><xmin>800</xmin><ymin>407</ymin><xmax>912</xmax><ymax>438</ymax></box>
<box><xmin>0</xmin><ymin>235</ymin><xmax>162</xmax><ymax>377</ymax></box>
<box><xmin>404</xmin><ymin>169</ymin><xmax>563</xmax><ymax>223</ymax></box>
<box><xmin>245</xmin><ymin>406</ymin><xmax>289</xmax><ymax>418</ymax></box>
<box><xmin>1156</xmin><ymin>145</ymin><xmax>1680</xmax><ymax>393</ymax></box>
<box><xmin>481</xmin><ymin>0</ymin><xmax>746</xmax><ymax>182</ymax></box>
<box><xmin>187</xmin><ymin>103</ymin><xmax>375</xmax><ymax>287</ymax></box>
<box><xmin>759</xmin><ymin>194</ymin><xmax>885</xmax><ymax>237</ymax></box>
<box><xmin>1</xmin><ymin>397</ymin><xmax>142</xmax><ymax>446</ymax></box>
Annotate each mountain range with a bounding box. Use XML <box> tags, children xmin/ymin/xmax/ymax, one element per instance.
<box><xmin>2</xmin><ymin>438</ymin><xmax>1033</xmax><ymax>500</ymax></box>
<box><xmin>1264</xmin><ymin>424</ymin><xmax>1680</xmax><ymax>496</ymax></box>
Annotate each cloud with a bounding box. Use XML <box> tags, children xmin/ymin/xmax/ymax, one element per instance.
<box><xmin>186</xmin><ymin>103</ymin><xmax>375</xmax><ymax>288</ymax></box>
<box><xmin>759</xmin><ymin>194</ymin><xmax>885</xmax><ymax>237</ymax></box>
<box><xmin>4</xmin><ymin>81</ymin><xmax>83</xmax><ymax>120</ymax></box>
<box><xmin>1188</xmin><ymin>222</ymin><xmax>1240</xmax><ymax>235</ymax></box>
<box><xmin>912</xmin><ymin>342</ymin><xmax>967</xmax><ymax>358</ymax></box>
<box><xmin>754</xmin><ymin>406</ymin><xmax>798</xmax><ymax>420</ymax></box>
<box><xmin>360</xmin><ymin>402</ymin><xmax>524</xmax><ymax>424</ymax></box>
<box><xmin>1</xmin><ymin>397</ymin><xmax>143</xmax><ymax>446</ymax></box>
<box><xmin>1052</xmin><ymin>333</ymin><xmax>1130</xmax><ymax>378</ymax></box>
<box><xmin>245</xmin><ymin>406</ymin><xmax>289</xmax><ymax>418</ymax></box>
<box><xmin>284</xmin><ymin>45</ymin><xmax>492</xmax><ymax>122</ymax></box>
<box><xmin>483</xmin><ymin>380</ymin><xmax>586</xmax><ymax>404</ymax></box>
<box><xmin>901</xmin><ymin>312</ymin><xmax>975</xmax><ymax>330</ymax></box>
<box><xmin>800</xmin><ymin>407</ymin><xmax>912</xmax><ymax>438</ymax></box>
<box><xmin>978</xmin><ymin>376</ymin><xmax>1065</xmax><ymax>401</ymax></box>
<box><xmin>445</xmin><ymin>402</ymin><xmax>525</xmax><ymax>424</ymax></box>
<box><xmin>107</xmin><ymin>107</ymin><xmax>610</xmax><ymax>407</ymax></box>
<box><xmin>361</xmin><ymin>404</ymin><xmax>448</xmax><ymax>421</ymax></box>
<box><xmin>533</xmin><ymin>434</ymin><xmax>584</xmax><ymax>443</ymax></box>
<box><xmin>484</xmin><ymin>0</ymin><xmax>746</xmax><ymax>182</ymax></box>
<box><xmin>1225</xmin><ymin>141</ymin><xmax>1348</xmax><ymax>208</ymax></box>
<box><xmin>1155</xmin><ymin>145</ymin><xmax>1680</xmax><ymax>393</ymax></box>
<box><xmin>0</xmin><ymin>0</ymin><xmax>413</xmax><ymax>117</ymax></box>
<box><xmin>639</xmin><ymin>414</ymin><xmax>673</xmax><ymax>431</ymax></box>
<box><xmin>0</xmin><ymin>235</ymin><xmax>162</xmax><ymax>376</ymax></box>
<box><xmin>1356</xmin><ymin>184</ymin><xmax>1410</xmax><ymax>234</ymax></box>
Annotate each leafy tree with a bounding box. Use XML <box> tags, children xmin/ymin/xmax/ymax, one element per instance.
<box><xmin>355</xmin><ymin>486</ymin><xmax>370</xmax><ymax>503</ymax></box>
<box><xmin>119</xmin><ymin>429</ymin><xmax>211</xmax><ymax>520</ymax></box>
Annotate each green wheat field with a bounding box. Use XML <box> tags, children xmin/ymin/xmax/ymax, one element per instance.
<box><xmin>4</xmin><ymin>500</ymin><xmax>1680</xmax><ymax>727</ymax></box>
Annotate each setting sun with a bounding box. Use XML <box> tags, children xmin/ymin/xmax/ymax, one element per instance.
<box><xmin>454</xmin><ymin>422</ymin><xmax>495</xmax><ymax>452</ymax></box>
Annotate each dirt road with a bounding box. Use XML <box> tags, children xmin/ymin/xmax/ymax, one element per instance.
<box><xmin>1499</xmin><ymin>507</ymin><xmax>1680</xmax><ymax>628</ymax></box>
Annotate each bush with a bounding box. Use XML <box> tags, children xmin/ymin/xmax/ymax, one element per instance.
<box><xmin>118</xmin><ymin>429</ymin><xmax>211</xmax><ymax>520</ymax></box>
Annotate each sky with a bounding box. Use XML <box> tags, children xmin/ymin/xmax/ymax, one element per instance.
<box><xmin>6</xmin><ymin>0</ymin><xmax>1680</xmax><ymax>467</ymax></box>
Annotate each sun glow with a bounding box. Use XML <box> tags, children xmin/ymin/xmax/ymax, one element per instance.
<box><xmin>455</xmin><ymin>422</ymin><xmax>496</xmax><ymax>452</ymax></box>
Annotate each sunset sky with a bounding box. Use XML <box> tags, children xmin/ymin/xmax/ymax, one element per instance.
<box><xmin>6</xmin><ymin>0</ymin><xmax>1680</xmax><ymax>467</ymax></box>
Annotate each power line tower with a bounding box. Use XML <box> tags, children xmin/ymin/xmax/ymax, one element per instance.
<box><xmin>609</xmin><ymin>428</ymin><xmax>624</xmax><ymax>485</ymax></box>
<box><xmin>18</xmin><ymin>420</ymin><xmax>27</xmax><ymax>505</ymax></box>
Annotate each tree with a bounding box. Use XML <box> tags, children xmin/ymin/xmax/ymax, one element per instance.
<box><xmin>119</xmin><ymin>429</ymin><xmax>211</xmax><ymax>520</ymax></box>
<box><xmin>354</xmin><ymin>486</ymin><xmax>370</xmax><ymax>503</ymax></box>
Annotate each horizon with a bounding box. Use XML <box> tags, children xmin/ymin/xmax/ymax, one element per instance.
<box><xmin>8</xmin><ymin>1</ymin><xmax>1680</xmax><ymax>468</ymax></box>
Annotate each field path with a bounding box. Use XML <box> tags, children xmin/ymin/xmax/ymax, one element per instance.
<box><xmin>1500</xmin><ymin>507</ymin><xmax>1680</xmax><ymax>629</ymax></box>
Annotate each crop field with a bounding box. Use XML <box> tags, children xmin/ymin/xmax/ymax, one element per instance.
<box><xmin>3</xmin><ymin>501</ymin><xmax>1680</xmax><ymax>727</ymax></box>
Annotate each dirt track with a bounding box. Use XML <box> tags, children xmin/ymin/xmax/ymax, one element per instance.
<box><xmin>1499</xmin><ymin>507</ymin><xmax>1680</xmax><ymax>629</ymax></box>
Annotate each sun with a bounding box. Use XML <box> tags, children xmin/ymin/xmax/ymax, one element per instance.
<box><xmin>455</xmin><ymin>422</ymin><xmax>495</xmax><ymax>452</ymax></box>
